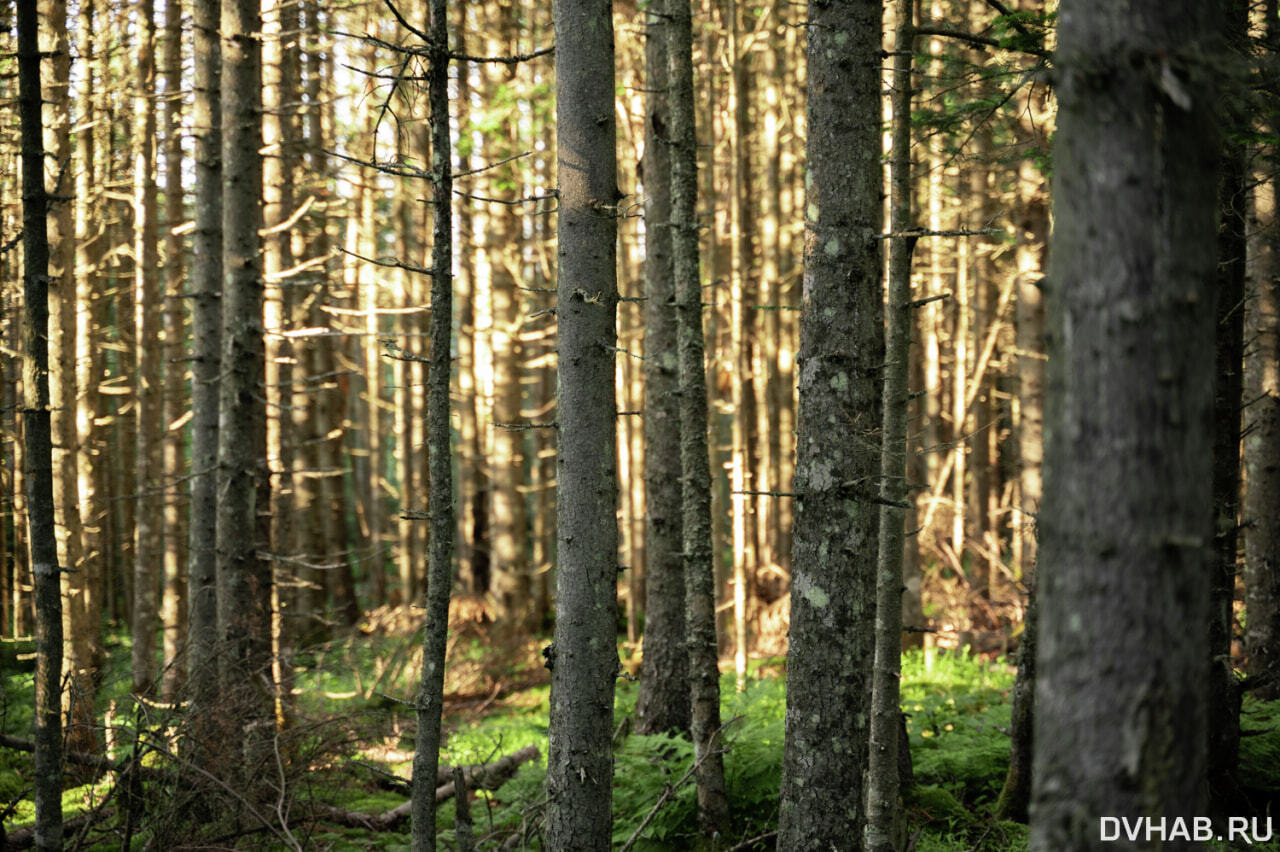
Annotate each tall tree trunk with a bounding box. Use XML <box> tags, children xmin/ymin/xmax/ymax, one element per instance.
<box><xmin>410</xmin><ymin>0</ymin><xmax>454</xmax><ymax>845</ymax></box>
<box><xmin>18</xmin><ymin>0</ymin><xmax>64</xmax><ymax>840</ymax></box>
<box><xmin>262</xmin><ymin>0</ymin><xmax>297</xmax><ymax>724</ymax></box>
<box><xmin>1208</xmin><ymin>0</ymin><xmax>1249</xmax><ymax>813</ymax></box>
<box><xmin>217</xmin><ymin>0</ymin><xmax>271</xmax><ymax>775</ymax></box>
<box><xmin>634</xmin><ymin>0</ymin><xmax>691</xmax><ymax>737</ymax></box>
<box><xmin>777</xmin><ymin>0</ymin><xmax>883</xmax><ymax>848</ymax></box>
<box><xmin>160</xmin><ymin>0</ymin><xmax>188</xmax><ymax>703</ymax></box>
<box><xmin>1030</xmin><ymin>0</ymin><xmax>1219</xmax><ymax>846</ymax></box>
<box><xmin>867</xmin><ymin>4</ymin><xmax>913</xmax><ymax>848</ymax></box>
<box><xmin>1245</xmin><ymin>0</ymin><xmax>1280</xmax><ymax>700</ymax></box>
<box><xmin>669</xmin><ymin>0</ymin><xmax>730</xmax><ymax>834</ymax></box>
<box><xmin>544</xmin><ymin>0</ymin><xmax>621</xmax><ymax>845</ymax></box>
<box><xmin>42</xmin><ymin>0</ymin><xmax>96</xmax><ymax>759</ymax></box>
<box><xmin>133</xmin><ymin>0</ymin><xmax>163</xmax><ymax>699</ymax></box>
<box><xmin>187</xmin><ymin>0</ymin><xmax>222</xmax><ymax>762</ymax></box>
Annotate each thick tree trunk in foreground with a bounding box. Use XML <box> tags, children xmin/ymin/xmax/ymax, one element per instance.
<box><xmin>1030</xmin><ymin>1</ymin><xmax>1219</xmax><ymax>848</ymax></box>
<box><xmin>634</xmin><ymin>0</ymin><xmax>691</xmax><ymax>738</ymax></box>
<box><xmin>777</xmin><ymin>0</ymin><xmax>884</xmax><ymax>849</ymax></box>
<box><xmin>544</xmin><ymin>0</ymin><xmax>620</xmax><ymax>846</ymax></box>
<box><xmin>410</xmin><ymin>0</ymin><xmax>455</xmax><ymax>846</ymax></box>
<box><xmin>18</xmin><ymin>0</ymin><xmax>64</xmax><ymax>843</ymax></box>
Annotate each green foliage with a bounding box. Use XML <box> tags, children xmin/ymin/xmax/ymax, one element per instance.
<box><xmin>1238</xmin><ymin>694</ymin><xmax>1280</xmax><ymax>794</ymax></box>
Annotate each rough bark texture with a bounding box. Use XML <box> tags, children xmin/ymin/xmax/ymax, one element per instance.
<box><xmin>1030</xmin><ymin>1</ymin><xmax>1219</xmax><ymax>847</ymax></box>
<box><xmin>669</xmin><ymin>0</ymin><xmax>729</xmax><ymax>834</ymax></box>
<box><xmin>18</xmin><ymin>0</ymin><xmax>64</xmax><ymax>842</ymax></box>
<box><xmin>776</xmin><ymin>1</ymin><xmax>884</xmax><ymax>848</ymax></box>
<box><xmin>634</xmin><ymin>2</ymin><xmax>691</xmax><ymax>738</ymax></box>
<box><xmin>410</xmin><ymin>0</ymin><xmax>454</xmax><ymax>846</ymax></box>
<box><xmin>187</xmin><ymin>0</ymin><xmax>222</xmax><ymax>763</ymax></box>
<box><xmin>544</xmin><ymin>0</ymin><xmax>620</xmax><ymax>846</ymax></box>
<box><xmin>867</xmin><ymin>4</ymin><xmax>912</xmax><ymax>849</ymax></box>
<box><xmin>216</xmin><ymin>0</ymin><xmax>271</xmax><ymax>765</ymax></box>
<box><xmin>42</xmin><ymin>0</ymin><xmax>96</xmax><ymax>760</ymax></box>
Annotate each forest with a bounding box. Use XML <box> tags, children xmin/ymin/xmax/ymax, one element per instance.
<box><xmin>4</xmin><ymin>0</ymin><xmax>1280</xmax><ymax>848</ymax></box>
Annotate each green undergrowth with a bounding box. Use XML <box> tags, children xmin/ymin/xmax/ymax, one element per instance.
<box><xmin>12</xmin><ymin>635</ymin><xmax>1280</xmax><ymax>850</ymax></box>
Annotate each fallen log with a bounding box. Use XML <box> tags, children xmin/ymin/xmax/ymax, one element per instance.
<box><xmin>318</xmin><ymin>744</ymin><xmax>540</xmax><ymax>831</ymax></box>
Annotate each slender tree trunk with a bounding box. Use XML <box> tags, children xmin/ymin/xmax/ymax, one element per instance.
<box><xmin>544</xmin><ymin>0</ymin><xmax>621</xmax><ymax>845</ymax></box>
<box><xmin>133</xmin><ymin>0</ymin><xmax>162</xmax><ymax>699</ymax></box>
<box><xmin>160</xmin><ymin>0</ymin><xmax>188</xmax><ymax>703</ymax></box>
<box><xmin>777</xmin><ymin>0</ymin><xmax>883</xmax><ymax>848</ymax></box>
<box><xmin>634</xmin><ymin>1</ymin><xmax>691</xmax><ymax>737</ymax></box>
<box><xmin>188</xmin><ymin>0</ymin><xmax>222</xmax><ymax>762</ymax></box>
<box><xmin>1030</xmin><ymin>0</ymin><xmax>1219</xmax><ymax>846</ymax></box>
<box><xmin>18</xmin><ymin>0</ymin><xmax>64</xmax><ymax>841</ymax></box>
<box><xmin>410</xmin><ymin>0</ymin><xmax>454</xmax><ymax>845</ymax></box>
<box><xmin>669</xmin><ymin>0</ymin><xmax>731</xmax><ymax>833</ymax></box>
<box><xmin>1245</xmin><ymin>0</ymin><xmax>1280</xmax><ymax>700</ymax></box>
<box><xmin>867</xmin><ymin>5</ymin><xmax>913</xmax><ymax>848</ymax></box>
<box><xmin>1208</xmin><ymin>0</ymin><xmax>1249</xmax><ymax>813</ymax></box>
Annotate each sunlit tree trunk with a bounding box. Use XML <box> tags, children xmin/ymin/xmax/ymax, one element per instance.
<box><xmin>133</xmin><ymin>0</ymin><xmax>163</xmax><ymax>699</ymax></box>
<box><xmin>160</xmin><ymin>0</ymin><xmax>188</xmax><ymax>703</ymax></box>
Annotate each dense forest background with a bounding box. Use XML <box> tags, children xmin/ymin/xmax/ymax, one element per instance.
<box><xmin>3</xmin><ymin>0</ymin><xmax>1278</xmax><ymax>848</ymax></box>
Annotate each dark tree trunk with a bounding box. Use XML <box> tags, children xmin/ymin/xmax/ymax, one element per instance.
<box><xmin>543</xmin><ymin>0</ymin><xmax>621</xmax><ymax>847</ymax></box>
<box><xmin>410</xmin><ymin>0</ymin><xmax>455</xmax><ymax>846</ymax></box>
<box><xmin>18</xmin><ymin>0</ymin><xmax>64</xmax><ymax>843</ymax></box>
<box><xmin>777</xmin><ymin>0</ymin><xmax>884</xmax><ymax>848</ymax></box>
<box><xmin>187</xmin><ymin>0</ymin><xmax>222</xmax><ymax>768</ymax></box>
<box><xmin>216</xmin><ymin>0</ymin><xmax>271</xmax><ymax>774</ymax></box>
<box><xmin>1030</xmin><ymin>0</ymin><xmax>1220</xmax><ymax>847</ymax></box>
<box><xmin>634</xmin><ymin>0</ymin><xmax>691</xmax><ymax>738</ymax></box>
<box><xmin>1207</xmin><ymin>0</ymin><xmax>1249</xmax><ymax>815</ymax></box>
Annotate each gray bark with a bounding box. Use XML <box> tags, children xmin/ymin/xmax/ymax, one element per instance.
<box><xmin>669</xmin><ymin>0</ymin><xmax>729</xmax><ymax>835</ymax></box>
<box><xmin>187</xmin><ymin>0</ymin><xmax>222</xmax><ymax>763</ymax></box>
<box><xmin>19</xmin><ymin>0</ymin><xmax>64</xmax><ymax>843</ymax></box>
<box><xmin>867</xmin><ymin>3</ymin><xmax>912</xmax><ymax>848</ymax></box>
<box><xmin>777</xmin><ymin>1</ymin><xmax>884</xmax><ymax>849</ymax></box>
<box><xmin>634</xmin><ymin>1</ymin><xmax>691</xmax><ymax>738</ymax></box>
<box><xmin>410</xmin><ymin>0</ymin><xmax>455</xmax><ymax>846</ymax></box>
<box><xmin>1029</xmin><ymin>1</ymin><xmax>1219</xmax><ymax>847</ymax></box>
<box><xmin>544</xmin><ymin>0</ymin><xmax>620</xmax><ymax>846</ymax></box>
<box><xmin>216</xmin><ymin>0</ymin><xmax>271</xmax><ymax>758</ymax></box>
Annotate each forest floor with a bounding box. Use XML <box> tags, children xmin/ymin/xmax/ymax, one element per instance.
<box><xmin>4</xmin><ymin>611</ymin><xmax>1280</xmax><ymax>850</ymax></box>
